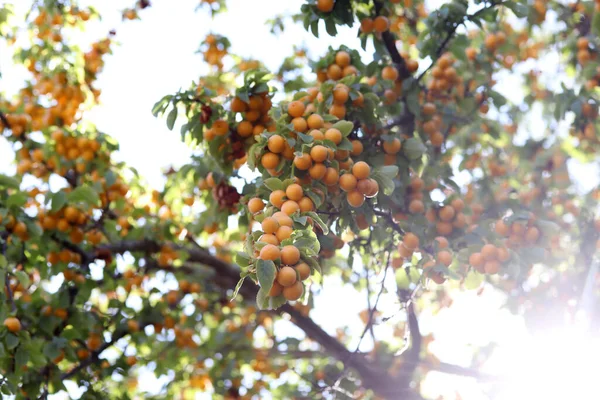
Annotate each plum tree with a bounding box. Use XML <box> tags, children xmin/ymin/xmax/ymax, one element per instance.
<box><xmin>0</xmin><ymin>0</ymin><xmax>599</xmax><ymax>399</ymax></box>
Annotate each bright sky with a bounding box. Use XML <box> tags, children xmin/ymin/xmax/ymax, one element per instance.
<box><xmin>1</xmin><ymin>1</ymin><xmax>598</xmax><ymax>399</ymax></box>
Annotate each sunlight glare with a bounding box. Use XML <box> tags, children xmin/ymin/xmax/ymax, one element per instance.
<box><xmin>495</xmin><ymin>322</ymin><xmax>599</xmax><ymax>400</ymax></box>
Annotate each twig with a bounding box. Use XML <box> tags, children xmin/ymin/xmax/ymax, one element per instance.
<box><xmin>85</xmin><ymin>202</ymin><xmax>112</xmax><ymax>232</ymax></box>
<box><xmin>5</xmin><ymin>273</ymin><xmax>16</xmax><ymax>313</ymax></box>
<box><xmin>383</xmin><ymin>113</ymin><xmax>417</xmax><ymax>131</ymax></box>
<box><xmin>50</xmin><ymin>234</ymin><xmax>90</xmax><ymax>267</ymax></box>
<box><xmin>185</xmin><ymin>232</ymin><xmax>208</xmax><ymax>252</ymax></box>
<box><xmin>61</xmin><ymin>327</ymin><xmax>130</xmax><ymax>380</ymax></box>
<box><xmin>322</xmin><ymin>249</ymin><xmax>393</xmax><ymax>396</ymax></box>
<box><xmin>37</xmin><ymin>326</ymin><xmax>135</xmax><ymax>400</ymax></box>
<box><xmin>417</xmin><ymin>0</ymin><xmax>504</xmax><ymax>83</ymax></box>
<box><xmin>364</xmin><ymin>260</ymin><xmax>376</xmax><ymax>342</ymax></box>
<box><xmin>316</xmin><ymin>210</ymin><xmax>340</xmax><ymax>216</ymax></box>
<box><xmin>356</xmin><ymin>249</ymin><xmax>392</xmax><ymax>350</ymax></box>
<box><xmin>373</xmin><ymin>208</ymin><xmax>405</xmax><ymax>235</ymax></box>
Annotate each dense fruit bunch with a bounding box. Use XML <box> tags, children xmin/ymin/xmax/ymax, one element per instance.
<box><xmin>200</xmin><ymin>34</ymin><xmax>230</xmax><ymax>70</ymax></box>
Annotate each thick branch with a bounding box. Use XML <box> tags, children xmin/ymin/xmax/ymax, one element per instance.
<box><xmin>397</xmin><ymin>302</ymin><xmax>422</xmax><ymax>386</ymax></box>
<box><xmin>51</xmin><ymin>234</ymin><xmax>90</xmax><ymax>266</ymax></box>
<box><xmin>374</xmin><ymin>1</ymin><xmax>410</xmax><ymax>80</ymax></box>
<box><xmin>419</xmin><ymin>359</ymin><xmax>496</xmax><ymax>381</ymax></box>
<box><xmin>373</xmin><ymin>1</ymin><xmax>416</xmax><ymax>137</ymax></box>
<box><xmin>96</xmin><ymin>239</ymin><xmax>416</xmax><ymax>398</ymax></box>
<box><xmin>276</xmin><ymin>349</ymin><xmax>495</xmax><ymax>380</ymax></box>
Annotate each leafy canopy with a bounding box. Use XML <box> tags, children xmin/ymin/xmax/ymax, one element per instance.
<box><xmin>0</xmin><ymin>0</ymin><xmax>599</xmax><ymax>399</ymax></box>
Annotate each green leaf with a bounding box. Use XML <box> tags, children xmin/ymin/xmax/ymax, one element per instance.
<box><xmin>378</xmin><ymin>165</ymin><xmax>399</xmax><ymax>179</ymax></box>
<box><xmin>310</xmin><ymin>20</ymin><xmax>319</xmax><ymax>38</ymax></box>
<box><xmin>489</xmin><ymin>90</ymin><xmax>507</xmax><ymax>107</ymax></box>
<box><xmin>306</xmin><ymin>212</ymin><xmax>329</xmax><ymax>234</ymax></box>
<box><xmin>325</xmin><ymin>19</ymin><xmax>337</xmax><ymax>36</ymax></box>
<box><xmin>6</xmin><ymin>333</ymin><xmax>19</xmax><ymax>350</ymax></box>
<box><xmin>536</xmin><ymin>220</ymin><xmax>560</xmax><ymax>237</ymax></box>
<box><xmin>256</xmin><ymin>287</ymin><xmax>269</xmax><ymax>310</ymax></box>
<box><xmin>0</xmin><ymin>254</ymin><xmax>6</xmax><ymax>268</ymax></box>
<box><xmin>395</xmin><ymin>267</ymin><xmax>420</xmax><ymax>289</ymax></box>
<box><xmin>301</xmin><ymin>255</ymin><xmax>321</xmax><ymax>276</ymax></box>
<box><xmin>166</xmin><ymin>107</ymin><xmax>178</xmax><ymax>131</ymax></box>
<box><xmin>268</xmin><ymin>294</ymin><xmax>287</xmax><ymax>310</ymax></box>
<box><xmin>15</xmin><ymin>270</ymin><xmax>30</xmax><ymax>287</ymax></box>
<box><xmin>180</xmin><ymin>122</ymin><xmax>189</xmax><ymax>136</ymax></box>
<box><xmin>231</xmin><ymin>276</ymin><xmax>246</xmax><ymax>300</ymax></box>
<box><xmin>331</xmin><ymin>120</ymin><xmax>354</xmax><ymax>136</ymax></box>
<box><xmin>235</xmin><ymin>252</ymin><xmax>251</xmax><ymax>267</ymax></box>
<box><xmin>43</xmin><ymin>341</ymin><xmax>62</xmax><ymax>361</ymax></box>
<box><xmin>67</xmin><ymin>186</ymin><xmax>99</xmax><ymax>207</ymax></box>
<box><xmin>293</xmin><ymin>215</ymin><xmax>308</xmax><ymax>226</ymax></box>
<box><xmin>256</xmin><ymin>259</ymin><xmax>276</xmax><ymax>294</ymax></box>
<box><xmin>463</xmin><ymin>271</ymin><xmax>484</xmax><ymax>290</ymax></box>
<box><xmin>520</xmin><ymin>247</ymin><xmax>547</xmax><ymax>265</ymax></box>
<box><xmin>237</xmin><ymin>90</ymin><xmax>250</xmax><ymax>104</ymax></box>
<box><xmin>104</xmin><ymin>170</ymin><xmax>117</xmax><ymax>187</ymax></box>
<box><xmin>405</xmin><ymin>83</ymin><xmax>421</xmax><ymax>117</ymax></box>
<box><xmin>479</xmin><ymin>7</ymin><xmax>497</xmax><ymax>22</ymax></box>
<box><xmin>594</xmin><ymin>12</ymin><xmax>600</xmax><ymax>36</ymax></box>
<box><xmin>0</xmin><ymin>174</ymin><xmax>19</xmax><ymax>190</ymax></box>
<box><xmin>50</xmin><ymin>191</ymin><xmax>67</xmax><ymax>213</ymax></box>
<box><xmin>403</xmin><ymin>138</ymin><xmax>426</xmax><ymax>160</ymax></box>
<box><xmin>255</xmin><ymin>82</ymin><xmax>269</xmax><ymax>93</ymax></box>
<box><xmin>338</xmin><ymin>138</ymin><xmax>353</xmax><ymax>151</ymax></box>
<box><xmin>15</xmin><ymin>346</ymin><xmax>28</xmax><ymax>370</ymax></box>
<box><xmin>305</xmin><ymin>189</ymin><xmax>323</xmax><ymax>209</ymax></box>
<box><xmin>505</xmin><ymin>1</ymin><xmax>529</xmax><ymax>18</ymax></box>
<box><xmin>295</xmin><ymin>237</ymin><xmax>319</xmax><ymax>254</ymax></box>
<box><xmin>293</xmin><ymin>91</ymin><xmax>309</xmax><ymax>101</ymax></box>
<box><xmin>263</xmin><ymin>178</ymin><xmax>284</xmax><ymax>192</ymax></box>
<box><xmin>151</xmin><ymin>95</ymin><xmax>172</xmax><ymax>116</ymax></box>
<box><xmin>372</xmin><ymin>172</ymin><xmax>395</xmax><ymax>195</ymax></box>
<box><xmin>29</xmin><ymin>346</ymin><xmax>47</xmax><ymax>368</ymax></box>
<box><xmin>297</xmin><ymin>132</ymin><xmax>314</xmax><ymax>143</ymax></box>
<box><xmin>6</xmin><ymin>192</ymin><xmax>27</xmax><ymax>208</ymax></box>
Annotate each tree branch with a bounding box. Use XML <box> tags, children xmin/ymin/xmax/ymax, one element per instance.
<box><xmin>419</xmin><ymin>359</ymin><xmax>496</xmax><ymax>381</ymax></box>
<box><xmin>372</xmin><ymin>1</ymin><xmax>416</xmax><ymax>137</ymax></box>
<box><xmin>61</xmin><ymin>328</ymin><xmax>129</xmax><ymax>381</ymax></box>
<box><xmin>5</xmin><ymin>274</ymin><xmax>16</xmax><ymax>313</ymax></box>
<box><xmin>396</xmin><ymin>302</ymin><xmax>422</xmax><ymax>385</ymax></box>
<box><xmin>278</xmin><ymin>349</ymin><xmax>495</xmax><ymax>381</ymax></box>
<box><xmin>0</xmin><ymin>110</ymin><xmax>11</xmax><ymax>130</ymax></box>
<box><xmin>417</xmin><ymin>0</ymin><xmax>505</xmax><ymax>82</ymax></box>
<box><xmin>357</xmin><ymin>250</ymin><xmax>392</xmax><ymax>349</ymax></box>
<box><xmin>0</xmin><ymin>235</ymin><xmax>15</xmax><ymax>313</ymax></box>
<box><xmin>95</xmin><ymin>238</ymin><xmax>416</xmax><ymax>398</ymax></box>
<box><xmin>37</xmin><ymin>326</ymin><xmax>136</xmax><ymax>399</ymax></box>
<box><xmin>373</xmin><ymin>207</ymin><xmax>405</xmax><ymax>235</ymax></box>
<box><xmin>374</xmin><ymin>1</ymin><xmax>410</xmax><ymax>80</ymax></box>
<box><xmin>51</xmin><ymin>234</ymin><xmax>90</xmax><ymax>266</ymax></box>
